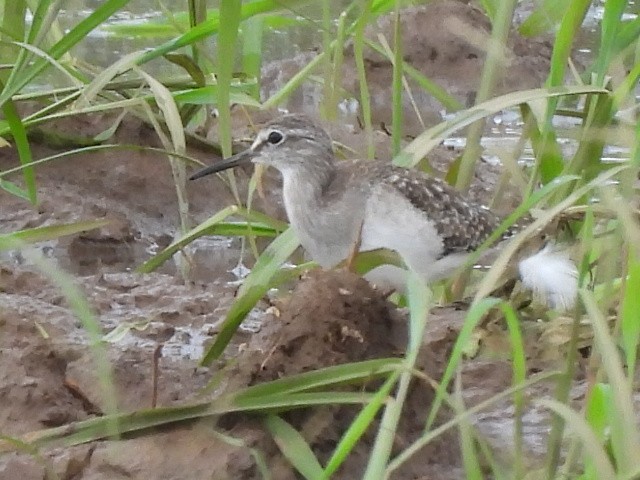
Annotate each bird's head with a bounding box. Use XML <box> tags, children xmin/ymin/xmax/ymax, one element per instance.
<box><xmin>189</xmin><ymin>114</ymin><xmax>334</xmax><ymax>181</ymax></box>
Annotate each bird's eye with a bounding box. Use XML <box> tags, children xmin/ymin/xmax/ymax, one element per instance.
<box><xmin>267</xmin><ymin>130</ymin><xmax>284</xmax><ymax>145</ymax></box>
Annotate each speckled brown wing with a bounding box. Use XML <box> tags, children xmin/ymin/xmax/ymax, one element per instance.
<box><xmin>373</xmin><ymin>164</ymin><xmax>502</xmax><ymax>256</ymax></box>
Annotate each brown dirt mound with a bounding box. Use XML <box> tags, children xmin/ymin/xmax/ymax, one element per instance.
<box><xmin>250</xmin><ymin>269</ymin><xmax>405</xmax><ymax>382</ymax></box>
<box><xmin>220</xmin><ymin>269</ymin><xmax>462</xmax><ymax>480</ymax></box>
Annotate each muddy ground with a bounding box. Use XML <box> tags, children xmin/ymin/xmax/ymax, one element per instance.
<box><xmin>0</xmin><ymin>2</ymin><xmax>594</xmax><ymax>479</ymax></box>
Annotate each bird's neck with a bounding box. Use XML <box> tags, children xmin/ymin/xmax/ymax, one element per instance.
<box><xmin>282</xmin><ymin>159</ymin><xmax>337</xmax><ymax>204</ymax></box>
<box><xmin>280</xmin><ymin>159</ymin><xmax>353</xmax><ymax>267</ymax></box>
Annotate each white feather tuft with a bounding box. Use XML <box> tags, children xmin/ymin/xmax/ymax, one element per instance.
<box><xmin>518</xmin><ymin>245</ymin><xmax>578</xmax><ymax>311</ymax></box>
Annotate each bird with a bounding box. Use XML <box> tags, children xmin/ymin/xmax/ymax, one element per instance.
<box><xmin>190</xmin><ymin>114</ymin><xmax>578</xmax><ymax>310</ymax></box>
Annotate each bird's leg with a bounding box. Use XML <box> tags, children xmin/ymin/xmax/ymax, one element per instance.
<box><xmin>345</xmin><ymin>219</ymin><xmax>365</xmax><ymax>273</ymax></box>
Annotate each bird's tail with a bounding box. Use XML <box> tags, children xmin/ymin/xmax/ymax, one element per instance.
<box><xmin>517</xmin><ymin>244</ymin><xmax>579</xmax><ymax>311</ymax></box>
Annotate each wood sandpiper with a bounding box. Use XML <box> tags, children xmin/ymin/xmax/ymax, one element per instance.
<box><xmin>190</xmin><ymin>114</ymin><xmax>578</xmax><ymax>310</ymax></box>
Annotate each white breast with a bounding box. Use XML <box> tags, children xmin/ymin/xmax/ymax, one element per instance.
<box><xmin>281</xmin><ymin>171</ymin><xmax>364</xmax><ymax>268</ymax></box>
<box><xmin>360</xmin><ymin>187</ymin><xmax>468</xmax><ymax>290</ymax></box>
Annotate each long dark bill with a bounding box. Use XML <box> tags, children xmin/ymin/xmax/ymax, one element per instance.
<box><xmin>189</xmin><ymin>149</ymin><xmax>255</xmax><ymax>181</ymax></box>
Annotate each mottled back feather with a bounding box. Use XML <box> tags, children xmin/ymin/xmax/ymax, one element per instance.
<box><xmin>339</xmin><ymin>160</ymin><xmax>504</xmax><ymax>257</ymax></box>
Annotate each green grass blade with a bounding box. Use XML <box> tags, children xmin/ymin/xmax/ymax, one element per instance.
<box><xmin>320</xmin><ymin>0</ymin><xmax>333</xmax><ymax>118</ymax></box>
<box><xmin>217</xmin><ymin>0</ymin><xmax>242</xmax><ymax>160</ymax></box>
<box><xmin>11</xmin><ymin>39</ymin><xmax>84</xmax><ymax>86</ymax></box>
<box><xmin>134</xmin><ymin>1</ymin><xmax>313</xmax><ymax>67</ymax></box>
<box><xmin>18</xmin><ymin>403</ymin><xmax>215</xmax><ymax>448</ymax></box>
<box><xmin>241</xmin><ymin>15</ymin><xmax>263</xmax><ymax>100</ymax></box>
<box><xmin>353</xmin><ymin>0</ymin><xmax>375</xmax><ymax>159</ymax></box>
<box><xmin>165</xmin><ymin>53</ymin><xmax>206</xmax><ymax>86</ymax></box>
<box><xmin>614</xmin><ymin>17</ymin><xmax>640</xmax><ymax>59</ymax></box>
<box><xmin>200</xmin><ymin>227</ymin><xmax>300</xmax><ymax>366</ymax></box>
<box><xmin>499</xmin><ymin>302</ymin><xmax>526</xmax><ymax>478</ymax></box>
<box><xmin>332</xmin><ymin>11</ymin><xmax>348</xmax><ymax>118</ymax></box>
<box><xmin>188</xmin><ymin>0</ymin><xmax>207</xmax><ymax>65</ymax></box>
<box><xmin>459</xmin><ymin>173</ymin><xmax>578</xmax><ymax>288</ymax></box>
<box><xmin>544</xmin><ymin>207</ymin><xmax>594</xmax><ymax>478</ymax></box>
<box><xmin>76</xmin><ymin>50</ymin><xmax>145</xmax><ymax>107</ymax></box>
<box><xmin>132</xmin><ymin>14</ymin><xmax>221</xmax><ymax>64</ymax></box>
<box><xmin>210</xmin><ymin>429</ymin><xmax>272</xmax><ymax>480</ymax></box>
<box><xmin>478</xmin><ymin>0</ymin><xmax>497</xmax><ymax>22</ymax></box>
<box><xmin>264</xmin><ymin>415</ymin><xmax>324</xmax><ymax>480</ymax></box>
<box><xmin>538</xmin><ymin>399</ymin><xmax>616</xmax><ymax>479</ymax></box>
<box><xmin>234</xmin><ymin>358</ymin><xmax>401</xmax><ymax>399</ymax></box>
<box><xmin>9</xmin><ymin>0</ymin><xmax>65</xmax><ymax>82</ymax></box>
<box><xmin>387</xmin><ymin>371</ymin><xmax>559</xmax><ymax>475</ymax></box>
<box><xmin>0</xmin><ymin>434</ymin><xmax>60</xmax><ymax>480</ymax></box>
<box><xmin>194</xmin><ymin>222</ymin><xmax>278</xmax><ymax>237</ymax></box>
<box><xmin>390</xmin><ymin>5</ymin><xmax>403</xmax><ymax>156</ymax></box>
<box><xmin>582</xmin><ymin>289</ymin><xmax>640</xmax><ymax>475</ymax></box>
<box><xmin>24</xmin><ymin>0</ymin><xmax>57</xmax><ymax>45</ymax></box>
<box><xmin>267</xmin><ymin>262</ymin><xmax>317</xmax><ymax>290</ymax></box>
<box><xmin>0</xmin><ymin>0</ymin><xmax>132</xmax><ymax>106</ymax></box>
<box><xmin>363</xmin><ymin>273</ymin><xmax>431</xmax><ymax>479</ymax></box>
<box><xmin>15</xmin><ymin>391</ymin><xmax>376</xmax><ymax>450</ymax></box>
<box><xmin>322</xmin><ymin>371</ymin><xmax>400</xmax><ymax>478</ymax></box>
<box><xmin>520</xmin><ymin>103</ymin><xmax>564</xmax><ymax>187</ymax></box>
<box><xmin>582</xmin><ymin>383</ymin><xmax>612</xmax><ymax>480</ymax></box>
<box><xmin>594</xmin><ymin>0</ymin><xmax>626</xmax><ymax>85</ymax></box>
<box><xmin>454</xmin><ymin>371</ymin><xmax>482</xmax><ymax>480</ymax></box>
<box><xmin>472</xmin><ymin>166</ymin><xmax>625</xmax><ymax>304</ymax></box>
<box><xmin>137</xmin><ymin>68</ymin><xmax>190</xmax><ymax>236</ymax></box>
<box><xmin>0</xmin><ymin>238</ymin><xmax>119</xmax><ymax>439</ymax></box>
<box><xmin>621</xmin><ymin>253</ymin><xmax>640</xmax><ymax>378</ymax></box>
<box><xmin>425</xmin><ymin>297</ymin><xmax>501</xmax><ymax>429</ymax></box>
<box><xmin>519</xmin><ymin>0</ymin><xmax>570</xmax><ymax>36</ymax></box>
<box><xmin>227</xmin><ymin>390</ymin><xmax>379</xmax><ymax>417</ymax></box>
<box><xmin>105</xmin><ymin>10</ymin><xmax>298</xmax><ymax>38</ymax></box>
<box><xmin>347</xmin><ymin>248</ymin><xmax>406</xmax><ymax>274</ymax></box>
<box><xmin>137</xmin><ymin>205</ymin><xmax>239</xmax><ymax>273</ymax></box>
<box><xmin>0</xmin><ymin>219</ymin><xmax>109</xmax><ymax>248</ymax></box>
<box><xmin>0</xmin><ymin>144</ymin><xmax>202</xmax><ymax>179</ymax></box>
<box><xmin>534</xmin><ymin>0</ymin><xmax>591</xmax><ymax>186</ymax></box>
<box><xmin>545</xmin><ymin>0</ymin><xmax>590</xmax><ymax>89</ymax></box>
<box><xmin>137</xmin><ymin>206</ymin><xmax>285</xmax><ymax>273</ymax></box>
<box><xmin>362</xmin><ymin>38</ymin><xmax>463</xmax><ymax>113</ymax></box>
<box><xmin>395</xmin><ymin>86</ymin><xmax>608</xmax><ymax>168</ymax></box>
<box><xmin>560</xmin><ymin>94</ymin><xmax>614</xmax><ymax>199</ymax></box>
<box><xmin>173</xmin><ymin>85</ymin><xmax>261</xmax><ymax>107</ymax></box>
<box><xmin>1</xmin><ymin>97</ymin><xmax>36</xmax><ymax>203</ymax></box>
<box><xmin>455</xmin><ymin>0</ymin><xmax>517</xmax><ymax>190</ymax></box>
<box><xmin>0</xmin><ymin>0</ymin><xmax>26</xmax><ymax>80</ymax></box>
<box><xmin>0</xmin><ymin>178</ymin><xmax>29</xmax><ymax>200</ymax></box>
<box><xmin>235</xmin><ymin>207</ymin><xmax>289</xmax><ymax>231</ymax></box>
